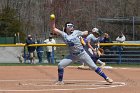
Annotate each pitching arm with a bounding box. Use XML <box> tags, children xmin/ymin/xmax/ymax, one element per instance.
<box><xmin>50</xmin><ymin>14</ymin><xmax>62</xmax><ymax>35</ymax></box>
<box><xmin>81</xmin><ymin>31</ymin><xmax>88</xmax><ymax>36</ymax></box>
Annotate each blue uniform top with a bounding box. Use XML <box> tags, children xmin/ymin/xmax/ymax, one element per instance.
<box><xmin>60</xmin><ymin>30</ymin><xmax>84</xmax><ymax>54</ymax></box>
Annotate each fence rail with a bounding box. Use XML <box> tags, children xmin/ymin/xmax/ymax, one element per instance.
<box><xmin>0</xmin><ymin>42</ymin><xmax>140</xmax><ymax>47</ymax></box>
<box><xmin>0</xmin><ymin>43</ymin><xmax>140</xmax><ymax>64</ymax></box>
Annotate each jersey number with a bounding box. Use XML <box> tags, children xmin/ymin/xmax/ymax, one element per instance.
<box><xmin>68</xmin><ymin>42</ymin><xmax>74</xmax><ymax>46</ymax></box>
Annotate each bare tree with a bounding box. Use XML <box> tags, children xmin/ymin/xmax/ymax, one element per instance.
<box><xmin>0</xmin><ymin>0</ymin><xmax>140</xmax><ymax>41</ymax></box>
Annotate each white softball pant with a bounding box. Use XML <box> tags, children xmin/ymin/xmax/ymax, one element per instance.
<box><xmin>58</xmin><ymin>50</ymin><xmax>98</xmax><ymax>70</ymax></box>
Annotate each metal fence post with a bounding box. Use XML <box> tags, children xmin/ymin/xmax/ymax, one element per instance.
<box><xmin>23</xmin><ymin>46</ymin><xmax>26</xmax><ymax>63</ymax></box>
<box><xmin>118</xmin><ymin>46</ymin><xmax>122</xmax><ymax>64</ymax></box>
<box><xmin>51</xmin><ymin>46</ymin><xmax>55</xmax><ymax>64</ymax></box>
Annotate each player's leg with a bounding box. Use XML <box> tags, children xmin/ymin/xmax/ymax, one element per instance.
<box><xmin>46</xmin><ymin>52</ymin><xmax>51</xmax><ymax>63</ymax></box>
<box><xmin>88</xmin><ymin>48</ymin><xmax>93</xmax><ymax>55</ymax></box>
<box><xmin>37</xmin><ymin>52</ymin><xmax>43</xmax><ymax>63</ymax></box>
<box><xmin>77</xmin><ymin>62</ymin><xmax>85</xmax><ymax>69</ymax></box>
<box><xmin>80</xmin><ymin>51</ymin><xmax>113</xmax><ymax>83</ymax></box>
<box><xmin>96</xmin><ymin>59</ymin><xmax>106</xmax><ymax>68</ymax></box>
<box><xmin>77</xmin><ymin>47</ymin><xmax>92</xmax><ymax>69</ymax></box>
<box><xmin>32</xmin><ymin>51</ymin><xmax>35</xmax><ymax>64</ymax></box>
<box><xmin>56</xmin><ymin>55</ymin><xmax>74</xmax><ymax>84</ymax></box>
<box><xmin>89</xmin><ymin>51</ymin><xmax>106</xmax><ymax>68</ymax></box>
<box><xmin>29</xmin><ymin>52</ymin><xmax>34</xmax><ymax>64</ymax></box>
<box><xmin>86</xmin><ymin>48</ymin><xmax>106</xmax><ymax>69</ymax></box>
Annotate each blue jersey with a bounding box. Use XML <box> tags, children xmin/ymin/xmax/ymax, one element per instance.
<box><xmin>60</xmin><ymin>30</ymin><xmax>84</xmax><ymax>54</ymax></box>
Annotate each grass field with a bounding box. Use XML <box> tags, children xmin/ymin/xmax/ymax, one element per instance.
<box><xmin>0</xmin><ymin>63</ymin><xmax>140</xmax><ymax>67</ymax></box>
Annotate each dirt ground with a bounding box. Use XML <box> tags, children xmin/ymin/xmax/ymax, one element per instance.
<box><xmin>0</xmin><ymin>66</ymin><xmax>139</xmax><ymax>93</ymax></box>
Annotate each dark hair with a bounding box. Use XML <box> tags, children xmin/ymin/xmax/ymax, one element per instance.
<box><xmin>119</xmin><ymin>35</ymin><xmax>123</xmax><ymax>38</ymax></box>
<box><xmin>64</xmin><ymin>22</ymin><xmax>73</xmax><ymax>33</ymax></box>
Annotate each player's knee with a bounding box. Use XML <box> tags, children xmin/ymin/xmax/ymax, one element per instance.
<box><xmin>29</xmin><ymin>56</ymin><xmax>33</xmax><ymax>59</ymax></box>
<box><xmin>58</xmin><ymin>63</ymin><xmax>64</xmax><ymax>69</ymax></box>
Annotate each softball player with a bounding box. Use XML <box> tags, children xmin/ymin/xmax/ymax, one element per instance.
<box><xmin>51</xmin><ymin>17</ymin><xmax>113</xmax><ymax>85</ymax></box>
<box><xmin>78</xmin><ymin>28</ymin><xmax>105</xmax><ymax>69</ymax></box>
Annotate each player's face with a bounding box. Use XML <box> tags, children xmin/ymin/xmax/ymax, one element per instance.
<box><xmin>66</xmin><ymin>23</ymin><xmax>74</xmax><ymax>33</ymax></box>
<box><xmin>28</xmin><ymin>37</ymin><xmax>32</xmax><ymax>40</ymax></box>
<box><xmin>93</xmin><ymin>32</ymin><xmax>99</xmax><ymax>37</ymax></box>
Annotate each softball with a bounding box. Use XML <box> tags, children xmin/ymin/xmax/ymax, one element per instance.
<box><xmin>50</xmin><ymin>14</ymin><xmax>55</xmax><ymax>20</ymax></box>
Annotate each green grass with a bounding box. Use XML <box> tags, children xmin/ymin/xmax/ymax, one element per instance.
<box><xmin>107</xmin><ymin>63</ymin><xmax>140</xmax><ymax>68</ymax></box>
<box><xmin>0</xmin><ymin>63</ymin><xmax>140</xmax><ymax>68</ymax></box>
<box><xmin>0</xmin><ymin>63</ymin><xmax>57</xmax><ymax>66</ymax></box>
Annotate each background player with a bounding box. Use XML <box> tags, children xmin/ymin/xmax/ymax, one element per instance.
<box><xmin>50</xmin><ymin>14</ymin><xmax>113</xmax><ymax>85</ymax></box>
<box><xmin>78</xmin><ymin>28</ymin><xmax>105</xmax><ymax>69</ymax></box>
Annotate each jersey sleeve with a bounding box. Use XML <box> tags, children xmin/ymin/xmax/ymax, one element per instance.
<box><xmin>86</xmin><ymin>34</ymin><xmax>99</xmax><ymax>42</ymax></box>
<box><xmin>58</xmin><ymin>31</ymin><xmax>68</xmax><ymax>41</ymax></box>
<box><xmin>86</xmin><ymin>34</ymin><xmax>93</xmax><ymax>41</ymax></box>
<box><xmin>75</xmin><ymin>30</ymin><xmax>83</xmax><ymax>36</ymax></box>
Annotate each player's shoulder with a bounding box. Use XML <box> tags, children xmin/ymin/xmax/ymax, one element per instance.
<box><xmin>87</xmin><ymin>34</ymin><xmax>94</xmax><ymax>38</ymax></box>
<box><xmin>73</xmin><ymin>30</ymin><xmax>83</xmax><ymax>35</ymax></box>
<box><xmin>73</xmin><ymin>29</ymin><xmax>81</xmax><ymax>32</ymax></box>
<box><xmin>74</xmin><ymin>29</ymin><xmax>80</xmax><ymax>31</ymax></box>
<box><xmin>86</xmin><ymin>34</ymin><xmax>96</xmax><ymax>40</ymax></box>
